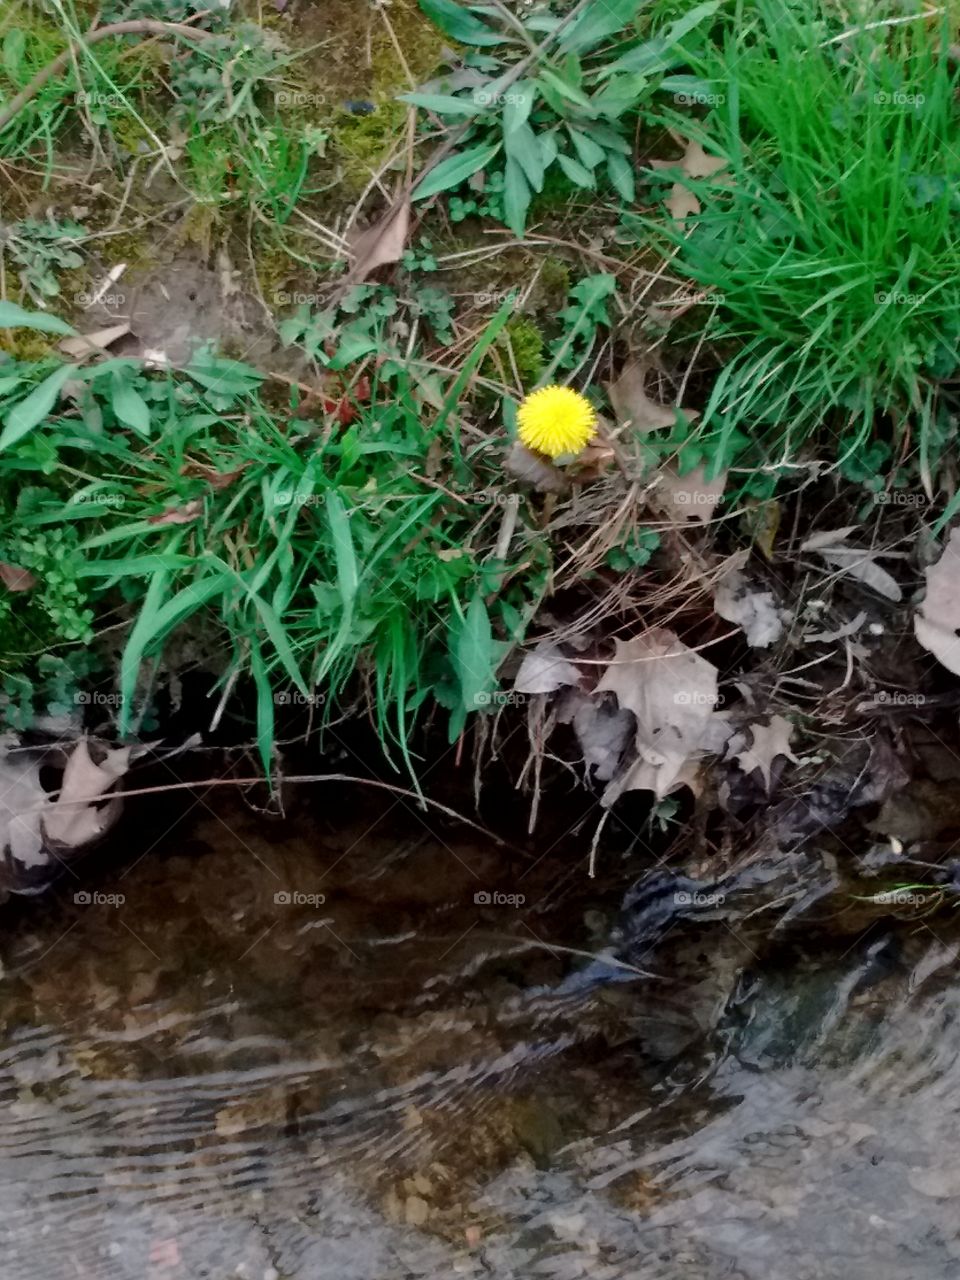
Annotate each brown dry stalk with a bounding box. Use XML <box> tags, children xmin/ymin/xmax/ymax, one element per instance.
<box><xmin>0</xmin><ymin>20</ymin><xmax>216</xmax><ymax>134</ymax></box>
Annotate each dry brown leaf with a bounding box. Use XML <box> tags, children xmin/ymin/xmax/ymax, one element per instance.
<box><xmin>147</xmin><ymin>499</ymin><xmax>204</xmax><ymax>527</ymax></box>
<box><xmin>650</xmin><ymin>136</ymin><xmax>727</xmax><ymax>180</ymax></box>
<box><xmin>915</xmin><ymin>527</ymin><xmax>960</xmax><ymax>675</ymax></box>
<box><xmin>652</xmin><ymin>464</ymin><xmax>727</xmax><ymax>524</ymax></box>
<box><xmin>514</xmin><ymin>642</ymin><xmax>581</xmax><ymax>695</ymax></box>
<box><xmin>818</xmin><ymin>548</ymin><xmax>902</xmax><ymax>603</ymax></box>
<box><xmin>503</xmin><ymin>441</ymin><xmax>568</xmax><ymax>492</ymax></box>
<box><xmin>596</xmin><ymin>628</ymin><xmax>727</xmax><ymax>799</ymax></box>
<box><xmin>556</xmin><ymin>690</ymin><xmax>633</xmax><ymax>782</ymax></box>
<box><xmin>665</xmin><ymin>182</ymin><xmax>700</xmax><ymax>221</ymax></box>
<box><xmin>42</xmin><ymin>739</ymin><xmax>132</xmax><ymax>849</ymax></box>
<box><xmin>0</xmin><ymin>563</ymin><xmax>36</xmax><ymax>592</ymax></box>
<box><xmin>800</xmin><ymin>526</ymin><xmax>859</xmax><ymax>552</ymax></box>
<box><xmin>733</xmin><ymin>715</ymin><xmax>798</xmax><ymax>791</ymax></box>
<box><xmin>347</xmin><ymin>198</ymin><xmax>410</xmax><ymax>283</ymax></box>
<box><xmin>59</xmin><ymin>324</ymin><xmax>130</xmax><ymax>359</ymax></box>
<box><xmin>607</xmin><ymin>361</ymin><xmax>699</xmax><ymax>435</ymax></box>
<box><xmin>714</xmin><ymin>570</ymin><xmax>785</xmax><ymax>648</ymax></box>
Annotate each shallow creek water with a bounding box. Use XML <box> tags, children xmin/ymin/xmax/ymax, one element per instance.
<box><xmin>1</xmin><ymin>794</ymin><xmax>960</xmax><ymax>1280</ymax></box>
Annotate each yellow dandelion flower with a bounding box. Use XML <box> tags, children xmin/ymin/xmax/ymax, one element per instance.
<box><xmin>516</xmin><ymin>385</ymin><xmax>597</xmax><ymax>460</ymax></box>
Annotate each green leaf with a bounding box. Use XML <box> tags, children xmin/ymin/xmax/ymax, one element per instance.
<box><xmin>606</xmin><ymin>150</ymin><xmax>636</xmax><ymax>202</ymax></box>
<box><xmin>0</xmin><ymin>301</ymin><xmax>76</xmax><ymax>336</ymax></box>
<box><xmin>589</xmin><ymin>73</ymin><xmax>649</xmax><ymax>118</ymax></box>
<box><xmin>400</xmin><ymin>91</ymin><xmax>488</xmax><ymax>117</ymax></box>
<box><xmin>455</xmin><ymin>593</ymin><xmax>496</xmax><ymax>711</ymax></box>
<box><xmin>249</xmin><ymin>636</ymin><xmax>276</xmax><ymax>777</ymax></box>
<box><xmin>110</xmin><ymin>380</ymin><xmax>151</xmax><ymax>436</ymax></box>
<box><xmin>603</xmin><ymin>1</ymin><xmax>720</xmax><ymax>77</ymax></box>
<box><xmin>2</xmin><ymin>29</ymin><xmax>25</xmax><ymax>77</ymax></box>
<box><xmin>567</xmin><ymin>126</ymin><xmax>607</xmax><ymax>170</ymax></box>
<box><xmin>503</xmin><ymin>156</ymin><xmax>532</xmax><ymax>236</ymax></box>
<box><xmin>557</xmin><ymin>152</ymin><xmax>596</xmax><ymax>188</ymax></box>
<box><xmin>559</xmin><ymin>0</ymin><xmax>643</xmax><ymax>53</ymax></box>
<box><xmin>536</xmin><ymin>67</ymin><xmax>594</xmax><ymax>110</ymax></box>
<box><xmin>0</xmin><ymin>365</ymin><xmax>73</xmax><ymax>451</ymax></box>
<box><xmin>417</xmin><ymin>0</ymin><xmax>503</xmax><ymax>46</ymax></box>
<box><xmin>503</xmin><ymin>81</ymin><xmax>534</xmax><ymax>133</ymax></box>
<box><xmin>505</xmin><ymin>120</ymin><xmax>545</xmax><ymax>191</ymax></box>
<box><xmin>412</xmin><ymin>142</ymin><xmax>502</xmax><ymax>200</ymax></box>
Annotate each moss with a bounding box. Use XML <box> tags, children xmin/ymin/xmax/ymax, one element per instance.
<box><xmin>483</xmin><ymin>316</ymin><xmax>545</xmax><ymax>390</ymax></box>
<box><xmin>0</xmin><ymin>332</ymin><xmax>55</xmax><ymax>360</ymax></box>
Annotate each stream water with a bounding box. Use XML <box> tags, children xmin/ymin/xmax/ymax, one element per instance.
<box><xmin>1</xmin><ymin>792</ymin><xmax>959</xmax><ymax>1280</ymax></box>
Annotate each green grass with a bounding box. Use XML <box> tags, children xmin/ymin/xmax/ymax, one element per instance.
<box><xmin>640</xmin><ymin>0</ymin><xmax>960</xmax><ymax>497</ymax></box>
<box><xmin>0</xmin><ymin>296</ymin><xmax>560</xmax><ymax>778</ymax></box>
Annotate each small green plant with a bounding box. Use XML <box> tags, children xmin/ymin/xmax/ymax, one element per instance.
<box><xmin>0</xmin><ymin>218</ymin><xmax>86</xmax><ymax>305</ymax></box>
<box><xmin>404</xmin><ymin>0</ymin><xmax>720</xmax><ymax>233</ymax></box>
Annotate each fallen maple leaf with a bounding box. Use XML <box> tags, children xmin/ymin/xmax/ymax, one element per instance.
<box><xmin>665</xmin><ymin>182</ymin><xmax>700</xmax><ymax>221</ymax></box>
<box><xmin>651</xmin><ymin>136</ymin><xmax>728</xmax><ymax>180</ymax></box>
<box><xmin>915</xmin><ymin>527</ymin><xmax>960</xmax><ymax>675</ymax></box>
<box><xmin>607</xmin><ymin>361</ymin><xmax>699</xmax><ymax>434</ymax></box>
<box><xmin>596</xmin><ymin>628</ymin><xmax>728</xmax><ymax>800</ymax></box>
<box><xmin>0</xmin><ymin>563</ymin><xmax>36</xmax><ymax>592</ymax></box>
<box><xmin>347</xmin><ymin>197</ymin><xmax>410</xmax><ymax>283</ymax></box>
<box><xmin>733</xmin><ymin>715</ymin><xmax>798</xmax><ymax>791</ymax></box>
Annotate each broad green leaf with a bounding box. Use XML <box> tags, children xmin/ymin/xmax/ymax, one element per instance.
<box><xmin>0</xmin><ymin>365</ymin><xmax>73</xmax><ymax>451</ymax></box>
<box><xmin>606</xmin><ymin>150</ymin><xmax>636</xmax><ymax>202</ymax></box>
<box><xmin>503</xmin><ymin>156</ymin><xmax>532</xmax><ymax>237</ymax></box>
<box><xmin>557</xmin><ymin>152</ymin><xmax>596</xmax><ymax>188</ymax></box>
<box><xmin>110</xmin><ymin>380</ymin><xmax>151</xmax><ymax>436</ymax></box>
<box><xmin>400</xmin><ymin>91</ymin><xmax>488</xmax><ymax>117</ymax></box>
<box><xmin>502</xmin><ymin>81</ymin><xmax>534</xmax><ymax>133</ymax></box>
<box><xmin>559</xmin><ymin>0</ymin><xmax>643</xmax><ymax>54</ymax></box>
<box><xmin>412</xmin><ymin>142</ymin><xmax>502</xmax><ymax>200</ymax></box>
<box><xmin>536</xmin><ymin>67</ymin><xmax>594</xmax><ymax>110</ymax></box>
<box><xmin>417</xmin><ymin>0</ymin><xmax>503</xmax><ymax>46</ymax></box>
<box><xmin>567</xmin><ymin>126</ymin><xmax>607</xmax><ymax>170</ymax></box>
<box><xmin>0</xmin><ymin>301</ymin><xmax>76</xmax><ymax>336</ymax></box>
<box><xmin>590</xmin><ymin>73</ymin><xmax>649</xmax><ymax>118</ymax></box>
<box><xmin>455</xmin><ymin>593</ymin><xmax>496</xmax><ymax>711</ymax></box>
<box><xmin>505</xmin><ymin>120</ymin><xmax>545</xmax><ymax>191</ymax></box>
